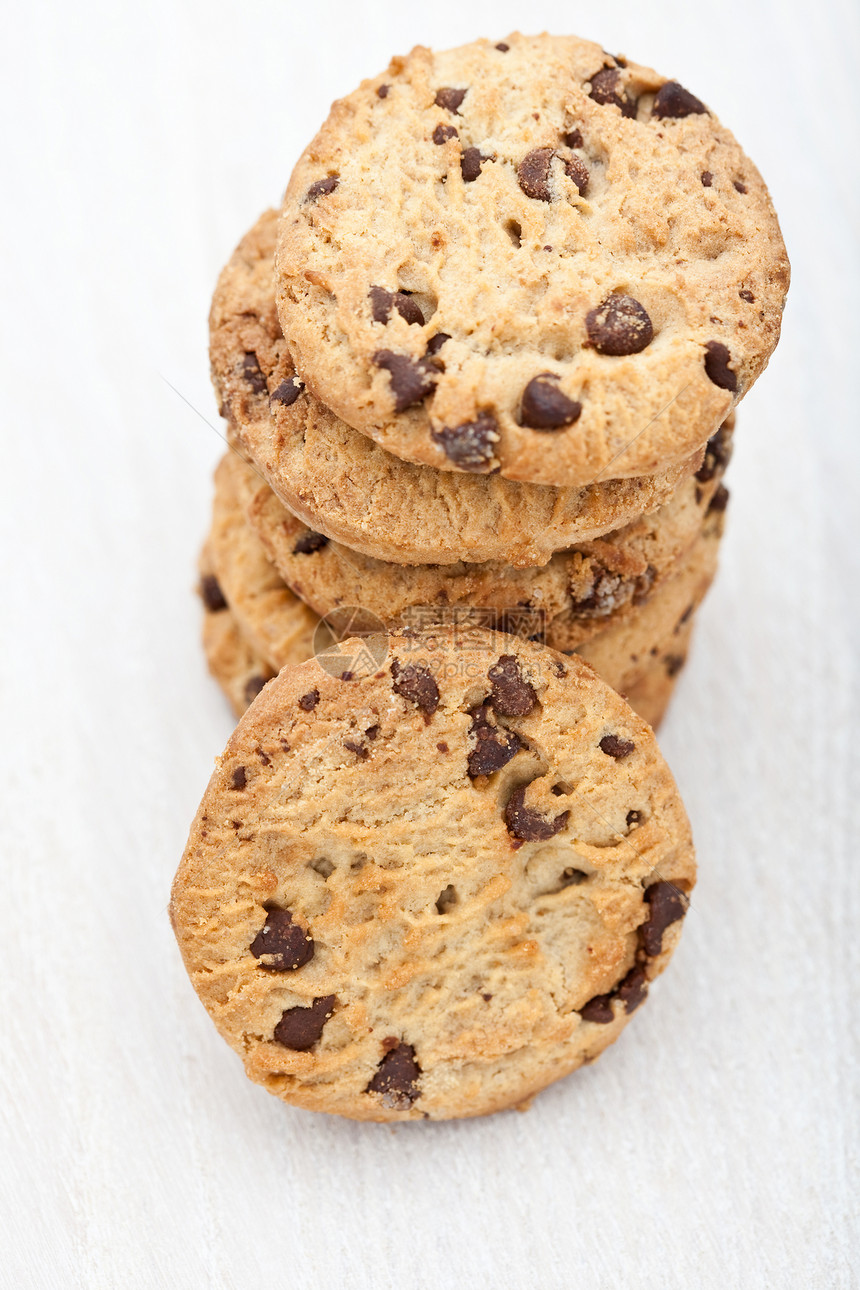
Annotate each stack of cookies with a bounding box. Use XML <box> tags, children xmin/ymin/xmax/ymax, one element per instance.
<box><xmin>176</xmin><ymin>33</ymin><xmax>788</xmax><ymax>1121</ymax></box>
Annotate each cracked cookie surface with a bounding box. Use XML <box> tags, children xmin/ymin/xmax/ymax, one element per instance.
<box><xmin>275</xmin><ymin>32</ymin><xmax>788</xmax><ymax>486</ymax></box>
<box><xmin>171</xmin><ymin>627</ymin><xmax>695</xmax><ymax>1120</ymax></box>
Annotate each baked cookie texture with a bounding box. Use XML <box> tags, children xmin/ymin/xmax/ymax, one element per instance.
<box><xmin>171</xmin><ymin>629</ymin><xmax>696</xmax><ymax>1120</ymax></box>
<box><xmin>212</xmin><ymin>210</ymin><xmax>704</xmax><ymax>567</ymax></box>
<box><xmin>206</xmin><ymin>446</ymin><xmax>725</xmax><ymax>694</ymax></box>
<box><xmin>275</xmin><ymin>33</ymin><xmax>789</xmax><ymax>485</ymax></box>
<box><xmin>205</xmin><ymin>455</ymin><xmax>321</xmax><ymax>670</ymax></box>
<box><xmin>199</xmin><ymin>547</ymin><xmax>277</xmax><ymax>718</ymax></box>
<box><xmin>201</xmin><ymin>598</ymin><xmax>275</xmax><ymax>720</ymax></box>
<box><xmin>237</xmin><ymin>418</ymin><xmax>731</xmax><ymax>632</ymax></box>
<box><xmin>203</xmin><ymin>598</ymin><xmax>690</xmax><ymax>732</ymax></box>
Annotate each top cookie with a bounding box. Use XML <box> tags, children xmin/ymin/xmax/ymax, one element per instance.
<box><xmin>276</xmin><ymin>32</ymin><xmax>788</xmax><ymax>487</ymax></box>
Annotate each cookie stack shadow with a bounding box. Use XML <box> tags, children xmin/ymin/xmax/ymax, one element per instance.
<box><xmin>198</xmin><ymin>207</ymin><xmax>733</xmax><ymax>733</ymax></box>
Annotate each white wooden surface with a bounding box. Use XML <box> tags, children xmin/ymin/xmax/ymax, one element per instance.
<box><xmin>2</xmin><ymin>2</ymin><xmax>858</xmax><ymax>1285</ymax></box>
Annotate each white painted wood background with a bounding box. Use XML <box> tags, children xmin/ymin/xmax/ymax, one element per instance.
<box><xmin>2</xmin><ymin>1</ymin><xmax>858</xmax><ymax>1285</ymax></box>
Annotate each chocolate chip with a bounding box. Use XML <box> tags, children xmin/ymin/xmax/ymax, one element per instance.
<box><xmin>467</xmin><ymin>704</ymin><xmax>522</xmax><ymax>777</ymax></box>
<box><xmin>739</xmin><ymin>289</ymin><xmax>755</xmax><ymax>303</ymax></box>
<box><xmin>433</xmin><ymin>123</ymin><xmax>458</xmax><ymax>144</ymax></box>
<box><xmin>377</xmin><ymin>84</ymin><xmax>389</xmax><ymax>98</ymax></box>
<box><xmin>461</xmin><ymin>147</ymin><xmax>489</xmax><ymax>182</ymax></box>
<box><xmin>344</xmin><ymin>738</ymin><xmax>369</xmax><ymax>759</ymax></box>
<box><xmin>231</xmin><ymin>766</ymin><xmax>247</xmax><ymax>790</ymax></box>
<box><xmin>241</xmin><ymin>352</ymin><xmax>267</xmax><ymax>395</ymax></box>
<box><xmin>701</xmin><ymin>170</ymin><xmax>713</xmax><ymax>186</ymax></box>
<box><xmin>488</xmin><ymin>655</ymin><xmax>536</xmax><ymax>716</ymax></box>
<box><xmin>664</xmin><ymin>655</ymin><xmax>685</xmax><ymax>677</ymax></box>
<box><xmin>391</xmin><ymin>658</ymin><xmax>440</xmax><ymax>716</ymax></box>
<box><xmin>270</xmin><ymin>377</ymin><xmax>303</xmax><ymax>407</ymax></box>
<box><xmin>580</xmin><ymin>993</ymin><xmax>614</xmax><ymax>1023</ymax></box>
<box><xmin>652</xmin><ymin>81</ymin><xmax>707</xmax><ymax>119</ymax></box>
<box><xmin>518</xmin><ymin>147</ymin><xmax>554</xmax><ymax>201</ymax></box>
<box><xmin>586</xmin><ymin>294</ymin><xmax>654</xmax><ymax>356</ymax></box>
<box><xmin>626</xmin><ymin>809</ymin><xmax>643</xmax><ymax>827</ymax></box>
<box><xmin>435</xmin><ymin>884</ymin><xmax>457</xmax><ymax>914</ymax></box>
<box><xmin>200</xmin><ymin>573</ymin><xmax>227</xmax><ymax>613</ymax></box>
<box><xmin>733</xmin><ymin>179</ymin><xmax>747</xmax><ymax>194</ymax></box>
<box><xmin>340</xmin><ymin>671</ymin><xmax>355</xmax><ymax>682</ymax></box>
<box><xmin>588</xmin><ymin>68</ymin><xmax>637</xmax><ymax>118</ymax></box>
<box><xmin>431</xmin><ymin>413</ymin><xmax>498</xmax><ymax>471</ymax></box>
<box><xmin>563</xmin><ymin>128</ymin><xmax>584</xmax><ymax>148</ymax></box>
<box><xmin>504</xmin><ymin>785</ymin><xmax>569</xmax><ymax>842</ymax></box>
<box><xmin>434</xmin><ymin>87</ymin><xmax>467</xmax><ymax>113</ymax></box>
<box><xmin>369</xmin><ymin>286</ymin><xmax>425</xmax><ymax>326</ymax></box>
<box><xmin>250</xmin><ymin>908</ymin><xmax>314</xmax><ymax>970</ymax></box>
<box><xmin>437</xmin><ymin>741</ymin><xmax>449</xmax><ymax>753</ymax></box>
<box><xmin>426</xmin><ymin>332</ymin><xmax>450</xmax><ymax>356</ymax></box>
<box><xmin>704</xmin><ymin>341</ymin><xmax>738</xmax><ymax>391</ymax></box>
<box><xmin>292</xmin><ymin>530</ymin><xmax>329</xmax><ymax>555</ymax></box>
<box><xmin>696</xmin><ymin>421</ymin><xmax>734</xmax><ymax>482</ymax></box>
<box><xmin>564</xmin><ymin>154</ymin><xmax>589</xmax><ymax>195</ymax></box>
<box><xmin>599</xmin><ymin>734</ymin><xmax>635</xmax><ymax>759</ymax></box>
<box><xmin>306</xmin><ymin>175</ymin><xmax>338</xmax><ymax>201</ymax></box>
<box><xmin>372</xmin><ymin>350</ymin><xmax>438</xmax><ymax>412</ymax></box>
<box><xmin>617</xmin><ymin>967</ymin><xmax>648</xmax><ymax>1013</ymax></box>
<box><xmin>274</xmin><ymin>995</ymin><xmax>336</xmax><ymax>1050</ymax></box>
<box><xmin>570</xmin><ymin>564</ymin><xmax>629</xmax><ymax>617</ymax></box>
<box><xmin>366</xmin><ymin>1041</ymin><xmax>421</xmax><ymax>1107</ymax></box>
<box><xmin>626</xmin><ymin>569</ymin><xmax>655</xmax><ymax>611</ymax></box>
<box><xmin>244</xmin><ymin>675</ymin><xmax>268</xmax><ymax>704</ymax></box>
<box><xmin>495</xmin><ymin>42</ymin><xmax>509</xmax><ymax>51</ymax></box>
<box><xmin>641</xmin><ymin>882</ymin><xmax>687</xmax><ymax>956</ymax></box>
<box><xmin>520</xmin><ymin>373</ymin><xmax>582</xmax><ymax>430</ymax></box>
<box><xmin>366</xmin><ymin>725</ymin><xmax>380</xmax><ymax>740</ymax></box>
<box><xmin>298</xmin><ymin>689</ymin><xmax>319</xmax><ymax>711</ymax></box>
<box><xmin>708</xmin><ymin>482</ymin><xmax>730</xmax><ymax>514</ymax></box>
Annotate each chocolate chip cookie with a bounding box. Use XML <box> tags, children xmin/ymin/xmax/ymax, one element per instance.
<box><xmin>209</xmin><ymin>445</ymin><xmax>725</xmax><ymax>683</ymax></box>
<box><xmin>201</xmin><ymin>476</ymin><xmax>729</xmax><ymax>732</ymax></box>
<box><xmin>575</xmin><ymin>494</ymin><xmax>724</xmax><ymax>695</ymax></box>
<box><xmin>275</xmin><ymin>33</ymin><xmax>788</xmax><ymax>485</ymax></box>
<box><xmin>235</xmin><ymin>417</ymin><xmax>731</xmax><ymax>637</ymax></box>
<box><xmin>198</xmin><ymin>545</ymin><xmax>278</xmax><ymax>717</ymax></box>
<box><xmin>212</xmin><ymin>210</ymin><xmax>703</xmax><ymax>567</ymax></box>
<box><xmin>205</xmin><ymin>454</ymin><xmax>321</xmax><ymax>669</ymax></box>
<box><xmin>171</xmin><ymin>628</ymin><xmax>696</xmax><ymax>1120</ymax></box>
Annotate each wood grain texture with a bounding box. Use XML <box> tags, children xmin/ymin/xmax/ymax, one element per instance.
<box><xmin>1</xmin><ymin>1</ymin><xmax>857</xmax><ymax>1286</ymax></box>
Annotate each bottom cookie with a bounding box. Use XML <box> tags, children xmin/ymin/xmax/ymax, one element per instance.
<box><xmin>172</xmin><ymin>627</ymin><xmax>696</xmax><ymax>1120</ymax></box>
